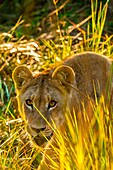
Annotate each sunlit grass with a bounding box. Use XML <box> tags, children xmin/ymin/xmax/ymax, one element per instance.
<box><xmin>44</xmin><ymin>96</ymin><xmax>113</xmax><ymax>170</ymax></box>
<box><xmin>0</xmin><ymin>116</ymin><xmax>41</xmax><ymax>169</ymax></box>
<box><xmin>75</xmin><ymin>0</ymin><xmax>112</xmax><ymax>55</ymax></box>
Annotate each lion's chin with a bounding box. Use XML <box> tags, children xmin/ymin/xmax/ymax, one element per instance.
<box><xmin>27</xmin><ymin>125</ymin><xmax>53</xmax><ymax>146</ymax></box>
<box><xmin>32</xmin><ymin>132</ymin><xmax>53</xmax><ymax>146</ymax></box>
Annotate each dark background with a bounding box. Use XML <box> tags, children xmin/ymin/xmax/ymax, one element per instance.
<box><xmin>0</xmin><ymin>0</ymin><xmax>113</xmax><ymax>37</ymax></box>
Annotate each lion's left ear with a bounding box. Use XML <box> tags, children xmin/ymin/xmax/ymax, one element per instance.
<box><xmin>52</xmin><ymin>65</ymin><xmax>75</xmax><ymax>89</ymax></box>
<box><xmin>12</xmin><ymin>65</ymin><xmax>33</xmax><ymax>91</ymax></box>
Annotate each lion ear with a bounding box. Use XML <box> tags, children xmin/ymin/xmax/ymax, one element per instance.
<box><xmin>52</xmin><ymin>65</ymin><xmax>75</xmax><ymax>90</ymax></box>
<box><xmin>12</xmin><ymin>65</ymin><xmax>33</xmax><ymax>90</ymax></box>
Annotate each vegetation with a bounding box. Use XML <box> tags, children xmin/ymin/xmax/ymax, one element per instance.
<box><xmin>0</xmin><ymin>0</ymin><xmax>113</xmax><ymax>169</ymax></box>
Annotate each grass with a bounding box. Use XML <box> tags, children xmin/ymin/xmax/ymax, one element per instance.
<box><xmin>51</xmin><ymin>97</ymin><xmax>113</xmax><ymax>170</ymax></box>
<box><xmin>0</xmin><ymin>117</ymin><xmax>42</xmax><ymax>169</ymax></box>
<box><xmin>1</xmin><ymin>0</ymin><xmax>113</xmax><ymax>169</ymax></box>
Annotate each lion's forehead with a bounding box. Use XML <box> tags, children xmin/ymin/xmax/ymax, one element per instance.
<box><xmin>20</xmin><ymin>77</ymin><xmax>63</xmax><ymax>103</ymax></box>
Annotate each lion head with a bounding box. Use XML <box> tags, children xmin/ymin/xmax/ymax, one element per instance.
<box><xmin>12</xmin><ymin>65</ymin><xmax>77</xmax><ymax>146</ymax></box>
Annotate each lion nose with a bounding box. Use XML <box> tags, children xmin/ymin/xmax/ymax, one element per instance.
<box><xmin>32</xmin><ymin>127</ymin><xmax>46</xmax><ymax>133</ymax></box>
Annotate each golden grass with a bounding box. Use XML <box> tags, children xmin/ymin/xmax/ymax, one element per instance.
<box><xmin>39</xmin><ymin>94</ymin><xmax>113</xmax><ymax>170</ymax></box>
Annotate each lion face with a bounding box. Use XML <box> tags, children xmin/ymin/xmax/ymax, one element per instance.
<box><xmin>12</xmin><ymin>65</ymin><xmax>75</xmax><ymax>145</ymax></box>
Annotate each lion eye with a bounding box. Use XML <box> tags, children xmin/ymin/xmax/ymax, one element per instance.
<box><xmin>25</xmin><ymin>99</ymin><xmax>33</xmax><ymax>110</ymax></box>
<box><xmin>48</xmin><ymin>100</ymin><xmax>57</xmax><ymax>110</ymax></box>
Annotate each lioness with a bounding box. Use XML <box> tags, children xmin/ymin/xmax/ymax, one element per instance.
<box><xmin>12</xmin><ymin>52</ymin><xmax>113</xmax><ymax>170</ymax></box>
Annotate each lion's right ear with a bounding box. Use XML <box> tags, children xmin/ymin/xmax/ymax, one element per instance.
<box><xmin>52</xmin><ymin>65</ymin><xmax>75</xmax><ymax>85</ymax></box>
<box><xmin>12</xmin><ymin>65</ymin><xmax>33</xmax><ymax>90</ymax></box>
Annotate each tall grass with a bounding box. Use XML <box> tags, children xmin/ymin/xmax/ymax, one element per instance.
<box><xmin>75</xmin><ymin>0</ymin><xmax>113</xmax><ymax>56</ymax></box>
<box><xmin>0</xmin><ymin>0</ymin><xmax>113</xmax><ymax>170</ymax></box>
<box><xmin>46</xmin><ymin>97</ymin><xmax>113</xmax><ymax>170</ymax></box>
<box><xmin>0</xmin><ymin>117</ymin><xmax>41</xmax><ymax>169</ymax></box>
